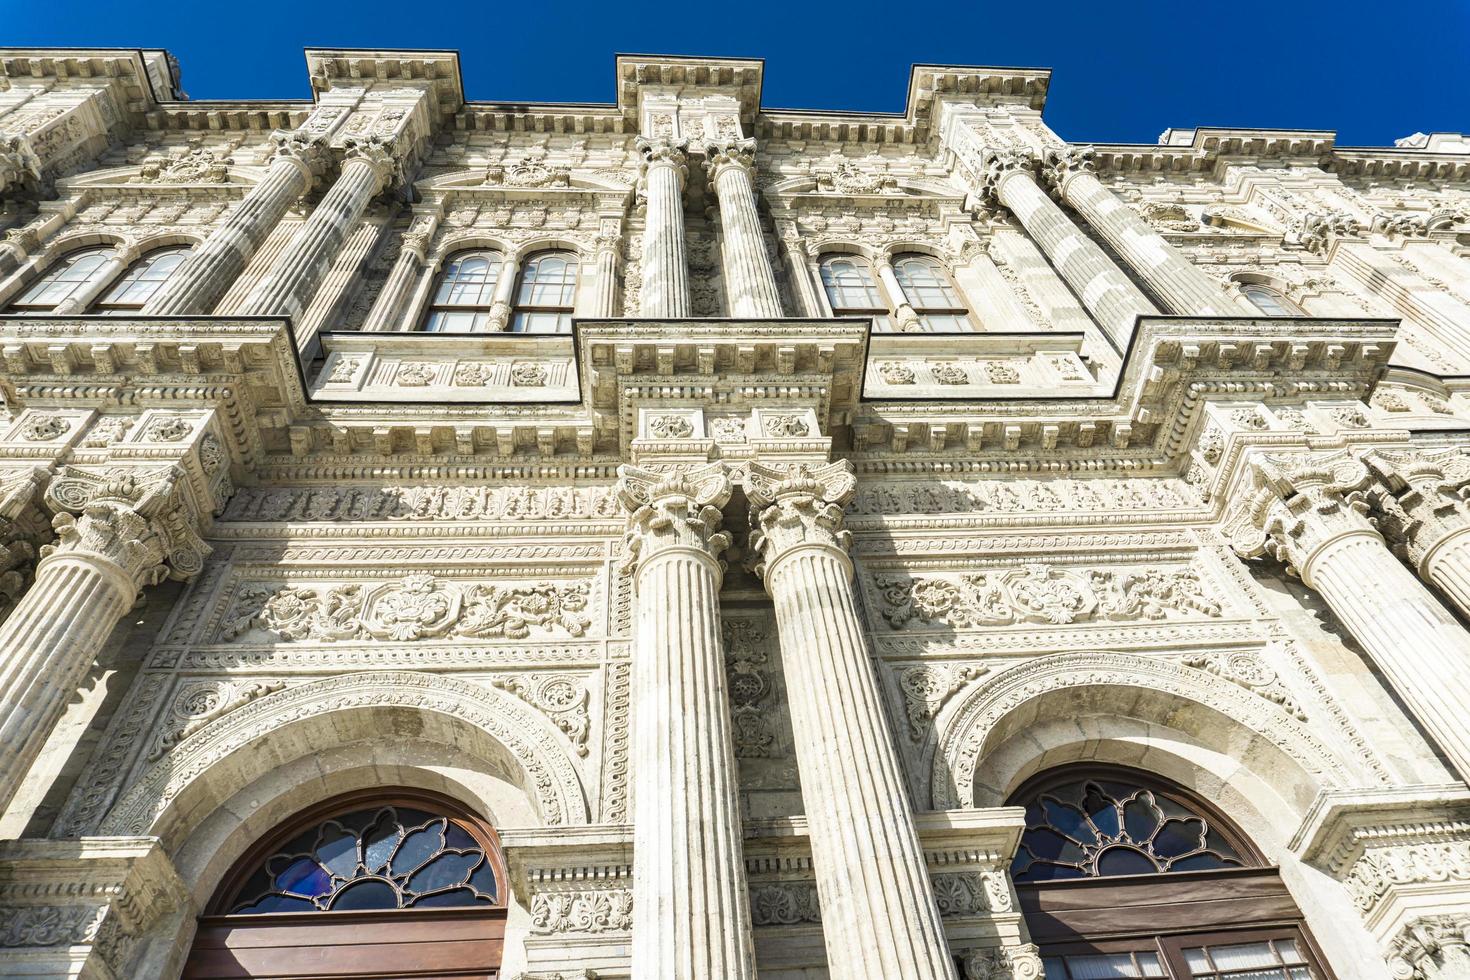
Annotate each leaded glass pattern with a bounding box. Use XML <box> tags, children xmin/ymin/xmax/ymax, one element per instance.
<box><xmin>9</xmin><ymin>247</ymin><xmax>114</xmax><ymax>311</ymax></box>
<box><xmin>227</xmin><ymin>805</ymin><xmax>499</xmax><ymax>914</ymax></box>
<box><xmin>94</xmin><ymin>247</ymin><xmax>190</xmax><ymax>312</ymax></box>
<box><xmin>1012</xmin><ymin>776</ymin><xmax>1245</xmax><ymax>882</ymax></box>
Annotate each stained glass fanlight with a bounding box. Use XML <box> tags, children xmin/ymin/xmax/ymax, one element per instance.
<box><xmin>226</xmin><ymin>805</ymin><xmax>500</xmax><ymax>914</ymax></box>
<box><xmin>1011</xmin><ymin>774</ymin><xmax>1247</xmax><ymax>883</ymax></box>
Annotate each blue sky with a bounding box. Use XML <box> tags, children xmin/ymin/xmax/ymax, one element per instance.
<box><xmin>5</xmin><ymin>0</ymin><xmax>1467</xmax><ymax>147</ymax></box>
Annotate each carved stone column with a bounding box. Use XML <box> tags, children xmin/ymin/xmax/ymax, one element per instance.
<box><xmin>617</xmin><ymin>463</ymin><xmax>757</xmax><ymax>980</ymax></box>
<box><xmin>705</xmin><ymin>139</ymin><xmax>783</xmax><ymax>318</ymax></box>
<box><xmin>590</xmin><ymin>231</ymin><xmax>621</xmax><ymax>318</ymax></box>
<box><xmin>1227</xmin><ymin>450</ymin><xmax>1470</xmax><ymax>782</ymax></box>
<box><xmin>1388</xmin><ymin>913</ymin><xmax>1470</xmax><ymax>980</ymax></box>
<box><xmin>362</xmin><ymin>219</ymin><xmax>434</xmax><ymax>332</ymax></box>
<box><xmin>238</xmin><ymin>137</ymin><xmax>399</xmax><ymax>330</ymax></box>
<box><xmin>1365</xmin><ymin>448</ymin><xmax>1470</xmax><ymax>620</ymax></box>
<box><xmin>745</xmin><ymin>460</ymin><xmax>957</xmax><ymax>980</ymax></box>
<box><xmin>635</xmin><ymin>137</ymin><xmax>691</xmax><ymax>318</ymax></box>
<box><xmin>0</xmin><ymin>466</ymin><xmax>208</xmax><ymax>816</ymax></box>
<box><xmin>978</xmin><ymin>148</ymin><xmax>1158</xmax><ymax>352</ymax></box>
<box><xmin>142</xmin><ymin>131</ymin><xmax>329</xmax><ymax>315</ymax></box>
<box><xmin>1041</xmin><ymin>146</ymin><xmax>1243</xmax><ymax>317</ymax></box>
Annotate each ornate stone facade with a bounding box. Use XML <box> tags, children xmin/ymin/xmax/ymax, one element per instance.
<box><xmin>0</xmin><ymin>46</ymin><xmax>1468</xmax><ymax>980</ymax></box>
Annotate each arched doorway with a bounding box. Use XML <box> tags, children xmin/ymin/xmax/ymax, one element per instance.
<box><xmin>1009</xmin><ymin>766</ymin><xmax>1334</xmax><ymax>979</ymax></box>
<box><xmin>184</xmin><ymin>789</ymin><xmax>507</xmax><ymax>979</ymax></box>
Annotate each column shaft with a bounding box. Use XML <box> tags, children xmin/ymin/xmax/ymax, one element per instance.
<box><xmin>239</xmin><ymin>153</ymin><xmax>389</xmax><ymax>328</ymax></box>
<box><xmin>748</xmin><ymin>462</ymin><xmax>956</xmax><ymax>980</ymax></box>
<box><xmin>994</xmin><ymin>168</ymin><xmax>1158</xmax><ymax>352</ymax></box>
<box><xmin>142</xmin><ymin>154</ymin><xmax>311</xmax><ymax>315</ymax></box>
<box><xmin>0</xmin><ymin>554</ymin><xmax>134</xmax><ymax>815</ymax></box>
<box><xmin>590</xmin><ymin>241</ymin><xmax>619</xmax><ymax>317</ymax></box>
<box><xmin>765</xmin><ymin>546</ymin><xmax>956</xmax><ymax>980</ymax></box>
<box><xmin>708</xmin><ymin>143</ymin><xmax>783</xmax><ymax>318</ymax></box>
<box><xmin>1055</xmin><ymin>167</ymin><xmax>1240</xmax><ymax>316</ymax></box>
<box><xmin>630</xmin><ymin>549</ymin><xmax>756</xmax><ymax>978</ymax></box>
<box><xmin>621</xmin><ymin>464</ymin><xmax>756</xmax><ymax>980</ymax></box>
<box><xmin>1424</xmin><ymin>530</ymin><xmax>1470</xmax><ymax>619</ymax></box>
<box><xmin>1305</xmin><ymin>532</ymin><xmax>1470</xmax><ymax>781</ymax></box>
<box><xmin>362</xmin><ymin>244</ymin><xmax>425</xmax><ymax>332</ymax></box>
<box><xmin>637</xmin><ymin>139</ymin><xmax>691</xmax><ymax>318</ymax></box>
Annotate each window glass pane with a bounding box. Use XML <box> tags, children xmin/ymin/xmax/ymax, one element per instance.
<box><xmin>894</xmin><ymin>254</ymin><xmax>962</xmax><ymax>309</ymax></box>
<box><xmin>96</xmin><ymin>247</ymin><xmax>190</xmax><ymax>309</ymax></box>
<box><xmin>1061</xmin><ymin>953</ymin><xmax>1154</xmax><ymax>979</ymax></box>
<box><xmin>1204</xmin><ymin>942</ymin><xmax>1280</xmax><ymax>969</ymax></box>
<box><xmin>1241</xmin><ymin>284</ymin><xmax>1297</xmax><ymax>317</ymax></box>
<box><xmin>919</xmin><ymin>313</ymin><xmax>970</xmax><ymax>332</ymax></box>
<box><xmin>226</xmin><ymin>804</ymin><xmax>498</xmax><ymax>914</ymax></box>
<box><xmin>1043</xmin><ymin>957</ymin><xmax>1069</xmax><ymax>980</ymax></box>
<box><xmin>819</xmin><ymin>256</ymin><xmax>885</xmax><ymax>312</ymax></box>
<box><xmin>512</xmin><ymin>310</ymin><xmax>571</xmax><ymax>334</ymax></box>
<box><xmin>1013</xmin><ymin>776</ymin><xmax>1244</xmax><ymax>882</ymax></box>
<box><xmin>434</xmin><ymin>252</ymin><xmax>501</xmax><ymax>307</ymax></box>
<box><xmin>13</xmin><ymin>249</ymin><xmax>113</xmax><ymax>308</ymax></box>
<box><xmin>517</xmin><ymin>252</ymin><xmax>577</xmax><ymax>307</ymax></box>
<box><xmin>1137</xmin><ymin>953</ymin><xmax>1166</xmax><ymax>978</ymax></box>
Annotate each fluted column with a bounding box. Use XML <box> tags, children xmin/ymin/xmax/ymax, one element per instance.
<box><xmin>981</xmin><ymin>148</ymin><xmax>1158</xmax><ymax>352</ymax></box>
<box><xmin>746</xmin><ymin>460</ymin><xmax>957</xmax><ymax>980</ymax></box>
<box><xmin>238</xmin><ymin>138</ymin><xmax>398</xmax><ymax>330</ymax></box>
<box><xmin>51</xmin><ymin>250</ymin><xmax>127</xmax><ymax>314</ymax></box>
<box><xmin>636</xmin><ymin>137</ymin><xmax>691</xmax><ymax>318</ymax></box>
<box><xmin>1365</xmin><ymin>448</ymin><xmax>1470</xmax><ymax>620</ymax></box>
<box><xmin>705</xmin><ymin>139</ymin><xmax>783</xmax><ymax>318</ymax></box>
<box><xmin>617</xmin><ymin>463</ymin><xmax>757</xmax><ymax>980</ymax></box>
<box><xmin>142</xmin><ymin>132</ymin><xmax>327</xmax><ymax>316</ymax></box>
<box><xmin>590</xmin><ymin>232</ymin><xmax>620</xmax><ymax>317</ymax></box>
<box><xmin>875</xmin><ymin>254</ymin><xmax>923</xmax><ymax>332</ymax></box>
<box><xmin>0</xmin><ymin>467</ymin><xmax>207</xmax><ymax>816</ymax></box>
<box><xmin>1042</xmin><ymin>146</ymin><xmax>1243</xmax><ymax>316</ymax></box>
<box><xmin>1229</xmin><ymin>450</ymin><xmax>1470</xmax><ymax>782</ymax></box>
<box><xmin>362</xmin><ymin>222</ymin><xmax>433</xmax><ymax>332</ymax></box>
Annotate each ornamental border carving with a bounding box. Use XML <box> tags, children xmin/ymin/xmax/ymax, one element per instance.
<box><xmin>100</xmin><ymin>671</ymin><xmax>590</xmax><ymax>835</ymax></box>
<box><xmin>929</xmin><ymin>650</ymin><xmax>1351</xmax><ymax>809</ymax></box>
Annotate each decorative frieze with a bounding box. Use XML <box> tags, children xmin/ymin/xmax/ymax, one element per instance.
<box><xmin>220</xmin><ymin>573</ymin><xmax>594</xmax><ymax>643</ymax></box>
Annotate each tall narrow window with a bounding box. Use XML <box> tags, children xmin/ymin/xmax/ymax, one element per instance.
<box><xmin>892</xmin><ymin>253</ymin><xmax>971</xmax><ymax>331</ymax></box>
<box><xmin>1008</xmin><ymin>766</ymin><xmax>1334</xmax><ymax>979</ymax></box>
<box><xmin>6</xmin><ymin>248</ymin><xmax>114</xmax><ymax>312</ymax></box>
<box><xmin>423</xmin><ymin>250</ymin><xmax>503</xmax><ymax>333</ymax></box>
<box><xmin>1239</xmin><ymin>283</ymin><xmax>1303</xmax><ymax>317</ymax></box>
<box><xmin>92</xmin><ymin>247</ymin><xmax>190</xmax><ymax>313</ymax></box>
<box><xmin>819</xmin><ymin>255</ymin><xmax>889</xmax><ymax>330</ymax></box>
<box><xmin>511</xmin><ymin>250</ymin><xmax>577</xmax><ymax>333</ymax></box>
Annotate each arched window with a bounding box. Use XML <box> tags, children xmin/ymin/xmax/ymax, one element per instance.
<box><xmin>6</xmin><ymin>247</ymin><xmax>115</xmax><ymax>312</ymax></box>
<box><xmin>892</xmin><ymin>253</ymin><xmax>971</xmax><ymax>331</ymax></box>
<box><xmin>423</xmin><ymin>250</ymin><xmax>503</xmax><ymax>333</ymax></box>
<box><xmin>819</xmin><ymin>254</ymin><xmax>890</xmax><ymax>331</ymax></box>
<box><xmin>1008</xmin><ymin>767</ymin><xmax>1332</xmax><ymax>979</ymax></box>
<box><xmin>186</xmin><ymin>791</ymin><xmax>507</xmax><ymax>979</ymax></box>
<box><xmin>93</xmin><ymin>246</ymin><xmax>190</xmax><ymax>313</ymax></box>
<box><xmin>1240</xmin><ymin>283</ymin><xmax>1303</xmax><ymax>317</ymax></box>
<box><xmin>511</xmin><ymin>250</ymin><xmax>577</xmax><ymax>333</ymax></box>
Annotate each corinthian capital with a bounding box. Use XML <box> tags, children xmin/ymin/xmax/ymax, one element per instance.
<box><xmin>1040</xmin><ymin>145</ymin><xmax>1096</xmax><ymax>193</ymax></box>
<box><xmin>342</xmin><ymin>136</ymin><xmax>402</xmax><ymax>194</ymax></box>
<box><xmin>635</xmin><ymin>136</ymin><xmax>689</xmax><ymax>187</ymax></box>
<box><xmin>1222</xmin><ymin>450</ymin><xmax>1375</xmax><ymax>580</ymax></box>
<box><xmin>744</xmin><ymin>460</ymin><xmax>857</xmax><ymax>580</ymax></box>
<box><xmin>269</xmin><ymin>129</ymin><xmax>332</xmax><ymax>182</ymax></box>
<box><xmin>978</xmin><ymin>146</ymin><xmax>1037</xmax><ymax>203</ymax></box>
<box><xmin>704</xmin><ymin>137</ymin><xmax>757</xmax><ymax>183</ymax></box>
<box><xmin>617</xmin><ymin>462</ymin><xmax>732</xmax><ymax>576</ymax></box>
<box><xmin>1388</xmin><ymin>913</ymin><xmax>1470</xmax><ymax>980</ymax></box>
<box><xmin>1297</xmin><ymin>210</ymin><xmax>1362</xmax><ymax>254</ymax></box>
<box><xmin>41</xmin><ymin>465</ymin><xmax>210</xmax><ymax>588</ymax></box>
<box><xmin>1363</xmin><ymin>447</ymin><xmax>1470</xmax><ymax>568</ymax></box>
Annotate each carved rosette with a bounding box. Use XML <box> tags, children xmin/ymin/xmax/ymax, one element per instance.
<box><xmin>41</xmin><ymin>465</ymin><xmax>210</xmax><ymax>589</ymax></box>
<box><xmin>1363</xmin><ymin>448</ymin><xmax>1470</xmax><ymax>569</ymax></box>
<box><xmin>704</xmin><ymin>137</ymin><xmax>757</xmax><ymax>185</ymax></box>
<box><xmin>616</xmin><ymin>462</ymin><xmax>732</xmax><ymax>577</ymax></box>
<box><xmin>634</xmin><ymin>136</ymin><xmax>689</xmax><ymax>191</ymax></box>
<box><xmin>1223</xmin><ymin>450</ymin><xmax>1377</xmax><ymax>582</ymax></box>
<box><xmin>1040</xmin><ymin>144</ymin><xmax>1097</xmax><ymax>196</ymax></box>
<box><xmin>744</xmin><ymin>460</ymin><xmax>857</xmax><ymax>581</ymax></box>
